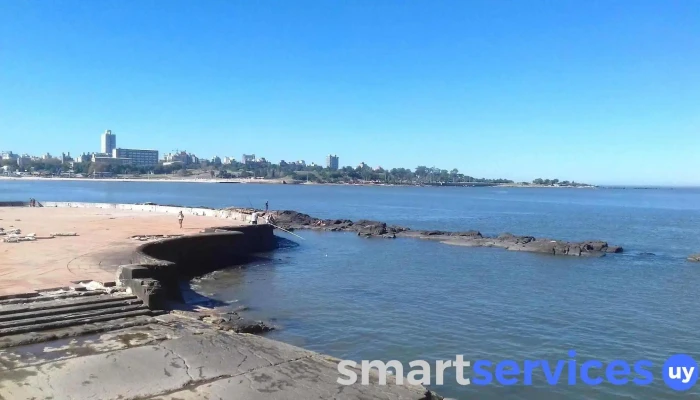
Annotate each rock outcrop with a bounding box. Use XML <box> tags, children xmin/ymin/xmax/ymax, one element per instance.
<box><xmin>689</xmin><ymin>254</ymin><xmax>700</xmax><ymax>262</ymax></box>
<box><xmin>269</xmin><ymin>210</ymin><xmax>623</xmax><ymax>257</ymax></box>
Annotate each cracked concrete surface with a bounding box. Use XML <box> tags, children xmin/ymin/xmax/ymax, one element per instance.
<box><xmin>0</xmin><ymin>314</ymin><xmax>434</xmax><ymax>400</ymax></box>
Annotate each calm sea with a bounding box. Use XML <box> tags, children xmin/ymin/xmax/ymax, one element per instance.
<box><xmin>2</xmin><ymin>180</ymin><xmax>700</xmax><ymax>399</ymax></box>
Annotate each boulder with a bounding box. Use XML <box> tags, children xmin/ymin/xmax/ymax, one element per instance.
<box><xmin>498</xmin><ymin>233</ymin><xmax>535</xmax><ymax>245</ymax></box>
<box><xmin>273</xmin><ymin>210</ymin><xmax>315</xmax><ymax>226</ymax></box>
<box><xmin>354</xmin><ymin>220</ymin><xmax>388</xmax><ymax>236</ymax></box>
<box><xmin>450</xmin><ymin>230</ymin><xmax>482</xmax><ymax>238</ymax></box>
<box><xmin>422</xmin><ymin>230</ymin><xmax>447</xmax><ymax>236</ymax></box>
<box><xmin>581</xmin><ymin>241</ymin><xmax>608</xmax><ymax>252</ymax></box>
<box><xmin>216</xmin><ymin>318</ymin><xmax>274</xmax><ymax>334</ymax></box>
<box><xmin>606</xmin><ymin>245</ymin><xmax>623</xmax><ymax>254</ymax></box>
<box><xmin>689</xmin><ymin>254</ymin><xmax>700</xmax><ymax>262</ymax></box>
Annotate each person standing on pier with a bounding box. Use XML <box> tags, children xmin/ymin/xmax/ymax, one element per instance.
<box><xmin>177</xmin><ymin>211</ymin><xmax>184</xmax><ymax>229</ymax></box>
<box><xmin>265</xmin><ymin>201</ymin><xmax>269</xmax><ymax>212</ymax></box>
<box><xmin>251</xmin><ymin>211</ymin><xmax>259</xmax><ymax>225</ymax></box>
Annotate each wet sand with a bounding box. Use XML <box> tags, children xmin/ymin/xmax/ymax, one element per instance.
<box><xmin>0</xmin><ymin>207</ymin><xmax>242</xmax><ymax>296</ymax></box>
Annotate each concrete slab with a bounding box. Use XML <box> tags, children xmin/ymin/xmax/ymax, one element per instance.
<box><xmin>0</xmin><ymin>343</ymin><xmax>192</xmax><ymax>400</ymax></box>
<box><xmin>0</xmin><ymin>316</ymin><xmax>435</xmax><ymax>400</ymax></box>
<box><xmin>151</xmin><ymin>356</ymin><xmax>430</xmax><ymax>400</ymax></box>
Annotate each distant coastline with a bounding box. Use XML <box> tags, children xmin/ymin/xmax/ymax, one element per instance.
<box><xmin>0</xmin><ymin>175</ymin><xmax>599</xmax><ymax>188</ymax></box>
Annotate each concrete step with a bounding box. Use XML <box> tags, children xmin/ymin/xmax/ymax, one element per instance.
<box><xmin>0</xmin><ymin>293</ymin><xmax>137</xmax><ymax>316</ymax></box>
<box><xmin>0</xmin><ymin>290</ymin><xmax>110</xmax><ymax>306</ymax></box>
<box><xmin>0</xmin><ymin>304</ymin><xmax>149</xmax><ymax>329</ymax></box>
<box><xmin>0</xmin><ymin>291</ymin><xmax>160</xmax><ymax>344</ymax></box>
<box><xmin>0</xmin><ymin>314</ymin><xmax>158</xmax><ymax>350</ymax></box>
<box><xmin>0</xmin><ymin>298</ymin><xmax>142</xmax><ymax>321</ymax></box>
<box><xmin>0</xmin><ymin>308</ymin><xmax>155</xmax><ymax>336</ymax></box>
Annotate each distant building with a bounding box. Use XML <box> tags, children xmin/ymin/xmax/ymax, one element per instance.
<box><xmin>61</xmin><ymin>152</ymin><xmax>74</xmax><ymax>163</ymax></box>
<box><xmin>164</xmin><ymin>151</ymin><xmax>198</xmax><ymax>165</ymax></box>
<box><xmin>326</xmin><ymin>154</ymin><xmax>339</xmax><ymax>170</ymax></box>
<box><xmin>92</xmin><ymin>154</ymin><xmax>131</xmax><ymax>166</ymax></box>
<box><xmin>101</xmin><ymin>130</ymin><xmax>117</xmax><ymax>154</ymax></box>
<box><xmin>242</xmin><ymin>154</ymin><xmax>256</xmax><ymax>164</ymax></box>
<box><xmin>17</xmin><ymin>154</ymin><xmax>31</xmax><ymax>168</ymax></box>
<box><xmin>76</xmin><ymin>153</ymin><xmax>91</xmax><ymax>163</ymax></box>
<box><xmin>211</xmin><ymin>156</ymin><xmax>221</xmax><ymax>164</ymax></box>
<box><xmin>113</xmin><ymin>148</ymin><xmax>159</xmax><ymax>167</ymax></box>
<box><xmin>222</xmin><ymin>157</ymin><xmax>234</xmax><ymax>165</ymax></box>
<box><xmin>0</xmin><ymin>151</ymin><xmax>17</xmax><ymax>161</ymax></box>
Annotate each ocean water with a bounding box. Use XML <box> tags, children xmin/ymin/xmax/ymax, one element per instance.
<box><xmin>2</xmin><ymin>180</ymin><xmax>700</xmax><ymax>399</ymax></box>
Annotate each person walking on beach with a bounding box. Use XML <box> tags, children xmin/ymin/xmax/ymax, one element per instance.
<box><xmin>251</xmin><ymin>211</ymin><xmax>258</xmax><ymax>225</ymax></box>
<box><xmin>177</xmin><ymin>211</ymin><xmax>184</xmax><ymax>229</ymax></box>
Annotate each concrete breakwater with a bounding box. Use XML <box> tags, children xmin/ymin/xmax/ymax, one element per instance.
<box><xmin>120</xmin><ymin>224</ymin><xmax>277</xmax><ymax>308</ymax></box>
<box><xmin>270</xmin><ymin>210</ymin><xmax>624</xmax><ymax>257</ymax></box>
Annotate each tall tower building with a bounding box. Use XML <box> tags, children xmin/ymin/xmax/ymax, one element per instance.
<box><xmin>101</xmin><ymin>130</ymin><xmax>117</xmax><ymax>154</ymax></box>
<box><xmin>326</xmin><ymin>154</ymin><xmax>339</xmax><ymax>170</ymax></box>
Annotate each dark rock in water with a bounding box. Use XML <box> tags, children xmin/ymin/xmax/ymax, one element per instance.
<box><xmin>388</xmin><ymin>225</ymin><xmax>409</xmax><ymax>233</ymax></box>
<box><xmin>209</xmin><ymin>315</ymin><xmax>274</xmax><ymax>334</ymax></box>
<box><xmin>605</xmin><ymin>246</ymin><xmax>623</xmax><ymax>253</ymax></box>
<box><xmin>227</xmin><ymin>320</ymin><xmax>274</xmax><ymax>334</ymax></box>
<box><xmin>689</xmin><ymin>254</ymin><xmax>700</xmax><ymax>262</ymax></box>
<box><xmin>421</xmin><ymin>390</ymin><xmax>445</xmax><ymax>400</ymax></box>
<box><xmin>269</xmin><ymin>209</ymin><xmax>623</xmax><ymax>257</ymax></box>
<box><xmin>274</xmin><ymin>210</ymin><xmax>315</xmax><ymax>226</ymax></box>
<box><xmin>639</xmin><ymin>252</ymin><xmax>656</xmax><ymax>256</ymax></box>
<box><xmin>422</xmin><ymin>230</ymin><xmax>447</xmax><ymax>236</ymax></box>
<box><xmin>354</xmin><ymin>220</ymin><xmax>392</xmax><ymax>237</ymax></box>
<box><xmin>451</xmin><ymin>230</ymin><xmax>482</xmax><ymax>238</ymax></box>
<box><xmin>498</xmin><ymin>233</ymin><xmax>535</xmax><ymax>244</ymax></box>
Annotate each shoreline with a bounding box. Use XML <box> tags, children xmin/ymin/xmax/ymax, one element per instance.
<box><xmin>0</xmin><ymin>175</ymin><xmax>599</xmax><ymax>188</ymax></box>
<box><xmin>0</xmin><ymin>203</ymin><xmax>442</xmax><ymax>399</ymax></box>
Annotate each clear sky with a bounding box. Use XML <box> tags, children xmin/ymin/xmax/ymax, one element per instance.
<box><xmin>1</xmin><ymin>1</ymin><xmax>698</xmax><ymax>185</ymax></box>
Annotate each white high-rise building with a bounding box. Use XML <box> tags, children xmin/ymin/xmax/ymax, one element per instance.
<box><xmin>101</xmin><ymin>130</ymin><xmax>117</xmax><ymax>154</ymax></box>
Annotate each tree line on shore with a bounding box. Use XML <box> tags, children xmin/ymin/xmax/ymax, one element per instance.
<box><xmin>2</xmin><ymin>158</ymin><xmax>589</xmax><ymax>186</ymax></box>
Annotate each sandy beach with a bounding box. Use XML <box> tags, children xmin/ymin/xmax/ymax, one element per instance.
<box><xmin>0</xmin><ymin>207</ymin><xmax>241</xmax><ymax>296</ymax></box>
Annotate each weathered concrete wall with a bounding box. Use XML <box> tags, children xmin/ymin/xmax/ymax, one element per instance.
<box><xmin>122</xmin><ymin>224</ymin><xmax>276</xmax><ymax>306</ymax></box>
<box><xmin>136</xmin><ymin>225</ymin><xmax>275</xmax><ymax>275</ymax></box>
<box><xmin>42</xmin><ymin>201</ymin><xmax>255</xmax><ymax>223</ymax></box>
<box><xmin>0</xmin><ymin>201</ymin><xmax>29</xmax><ymax>207</ymax></box>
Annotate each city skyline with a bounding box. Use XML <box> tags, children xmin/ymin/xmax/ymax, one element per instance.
<box><xmin>1</xmin><ymin>2</ymin><xmax>699</xmax><ymax>185</ymax></box>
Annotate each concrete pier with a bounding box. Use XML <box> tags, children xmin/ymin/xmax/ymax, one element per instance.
<box><xmin>0</xmin><ymin>297</ymin><xmax>436</xmax><ymax>400</ymax></box>
<box><xmin>0</xmin><ymin>203</ymin><xmax>440</xmax><ymax>400</ymax></box>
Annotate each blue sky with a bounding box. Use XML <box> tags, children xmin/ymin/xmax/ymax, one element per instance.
<box><xmin>1</xmin><ymin>1</ymin><xmax>698</xmax><ymax>185</ymax></box>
